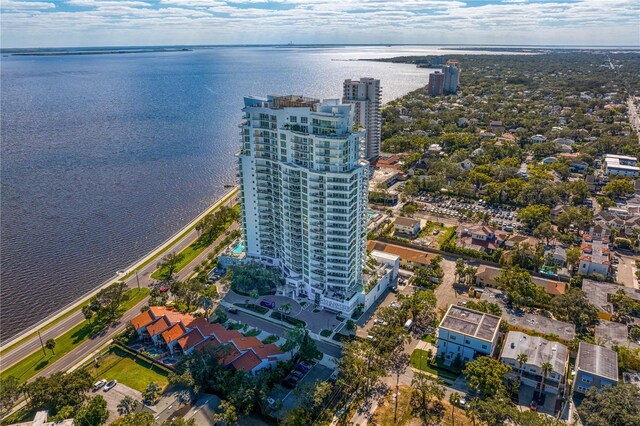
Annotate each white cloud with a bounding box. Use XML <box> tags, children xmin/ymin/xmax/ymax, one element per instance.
<box><xmin>1</xmin><ymin>1</ymin><xmax>55</xmax><ymax>9</ymax></box>
<box><xmin>1</xmin><ymin>0</ymin><xmax>639</xmax><ymax>47</ymax></box>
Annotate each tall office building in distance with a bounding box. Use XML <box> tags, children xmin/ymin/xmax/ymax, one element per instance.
<box><xmin>443</xmin><ymin>60</ymin><xmax>461</xmax><ymax>94</ymax></box>
<box><xmin>428</xmin><ymin>71</ymin><xmax>445</xmax><ymax>96</ymax></box>
<box><xmin>238</xmin><ymin>95</ymin><xmax>372</xmax><ymax>313</ymax></box>
<box><xmin>342</xmin><ymin>78</ymin><xmax>381</xmax><ymax>160</ymax></box>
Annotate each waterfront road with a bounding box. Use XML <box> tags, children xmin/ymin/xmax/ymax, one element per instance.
<box><xmin>0</xmin><ymin>196</ymin><xmax>238</xmax><ymax>374</ymax></box>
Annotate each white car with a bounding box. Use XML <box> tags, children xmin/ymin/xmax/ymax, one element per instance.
<box><xmin>93</xmin><ymin>379</ymin><xmax>107</xmax><ymax>391</ymax></box>
<box><xmin>103</xmin><ymin>380</ymin><xmax>118</xmax><ymax>392</ymax></box>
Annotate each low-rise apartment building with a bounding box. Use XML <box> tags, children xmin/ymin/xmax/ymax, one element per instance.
<box><xmin>436</xmin><ymin>305</ymin><xmax>501</xmax><ymax>367</ymax></box>
<box><xmin>573</xmin><ymin>342</ymin><xmax>619</xmax><ymax>397</ymax></box>
<box><xmin>578</xmin><ymin>236</ymin><xmax>611</xmax><ymax>276</ymax></box>
<box><xmin>393</xmin><ymin>216</ymin><xmax>421</xmax><ymax>238</ymax></box>
<box><xmin>603</xmin><ymin>154</ymin><xmax>639</xmax><ymax>177</ymax></box>
<box><xmin>132</xmin><ymin>306</ymin><xmax>288</xmax><ymax>374</ymax></box>
<box><xmin>500</xmin><ymin>331</ymin><xmax>569</xmax><ymax>396</ymax></box>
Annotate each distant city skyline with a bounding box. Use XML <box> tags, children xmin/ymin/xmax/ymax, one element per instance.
<box><xmin>1</xmin><ymin>0</ymin><xmax>639</xmax><ymax>49</ymax></box>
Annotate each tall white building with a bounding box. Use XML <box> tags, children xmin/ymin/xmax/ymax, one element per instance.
<box><xmin>342</xmin><ymin>78</ymin><xmax>381</xmax><ymax>160</ymax></box>
<box><xmin>238</xmin><ymin>95</ymin><xmax>372</xmax><ymax>313</ymax></box>
<box><xmin>443</xmin><ymin>63</ymin><xmax>460</xmax><ymax>94</ymax></box>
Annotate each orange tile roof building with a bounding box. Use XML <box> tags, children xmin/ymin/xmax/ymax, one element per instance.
<box><xmin>131</xmin><ymin>306</ymin><xmax>288</xmax><ymax>373</ymax></box>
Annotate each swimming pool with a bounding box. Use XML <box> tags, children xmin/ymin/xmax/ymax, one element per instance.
<box><xmin>367</xmin><ymin>211</ymin><xmax>377</xmax><ymax>218</ymax></box>
<box><xmin>232</xmin><ymin>242</ymin><xmax>245</xmax><ymax>255</ymax></box>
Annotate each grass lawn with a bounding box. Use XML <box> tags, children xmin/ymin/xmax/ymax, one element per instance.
<box><xmin>262</xmin><ymin>335</ymin><xmax>279</xmax><ymax>344</ymax></box>
<box><xmin>372</xmin><ymin>385</ymin><xmax>473</xmax><ymax>426</ymax></box>
<box><xmin>421</xmin><ymin>334</ymin><xmax>437</xmax><ymax>344</ymax></box>
<box><xmin>86</xmin><ymin>347</ymin><xmax>169</xmax><ymax>392</ymax></box>
<box><xmin>0</xmin><ymin>289</ymin><xmax>149</xmax><ymax>383</ymax></box>
<box><xmin>410</xmin><ymin>349</ymin><xmax>461</xmax><ymax>381</ymax></box>
<box><xmin>436</xmin><ymin>226</ymin><xmax>458</xmax><ymax>247</ymax></box>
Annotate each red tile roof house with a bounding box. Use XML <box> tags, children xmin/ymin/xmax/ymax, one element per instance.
<box><xmin>131</xmin><ymin>307</ymin><xmax>289</xmax><ymax>374</ymax></box>
<box><xmin>456</xmin><ymin>225</ymin><xmax>506</xmax><ymax>254</ymax></box>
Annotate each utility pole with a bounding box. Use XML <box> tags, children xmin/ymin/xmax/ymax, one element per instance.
<box><xmin>37</xmin><ymin>331</ymin><xmax>46</xmax><ymax>355</ymax></box>
<box><xmin>135</xmin><ymin>269</ymin><xmax>141</xmax><ymax>290</ymax></box>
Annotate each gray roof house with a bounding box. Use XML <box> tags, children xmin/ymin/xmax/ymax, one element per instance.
<box><xmin>573</xmin><ymin>342</ymin><xmax>619</xmax><ymax>397</ymax></box>
<box><xmin>500</xmin><ymin>331</ymin><xmax>569</xmax><ymax>395</ymax></box>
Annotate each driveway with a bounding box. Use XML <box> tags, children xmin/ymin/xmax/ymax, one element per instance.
<box><xmin>95</xmin><ymin>383</ymin><xmax>142</xmax><ymax>424</ymax></box>
<box><xmin>616</xmin><ymin>253</ymin><xmax>638</xmax><ymax>289</ymax></box>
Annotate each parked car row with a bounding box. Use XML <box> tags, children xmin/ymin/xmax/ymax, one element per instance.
<box><xmin>93</xmin><ymin>379</ymin><xmax>117</xmax><ymax>392</ymax></box>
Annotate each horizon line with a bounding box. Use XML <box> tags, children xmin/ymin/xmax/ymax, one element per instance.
<box><xmin>2</xmin><ymin>43</ymin><xmax>640</xmax><ymax>51</ymax></box>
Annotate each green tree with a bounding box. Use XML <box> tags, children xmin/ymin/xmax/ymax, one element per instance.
<box><xmin>540</xmin><ymin>362</ymin><xmax>552</xmax><ymax>393</ymax></box>
<box><xmin>518</xmin><ymin>205</ymin><xmax>551</xmax><ymax>229</ymax></box>
<box><xmin>213</xmin><ymin>399</ymin><xmax>238</xmax><ymax>425</ymax></box>
<box><xmin>578</xmin><ymin>384</ymin><xmax>640</xmax><ymax>426</ymax></box>
<box><xmin>163</xmin><ymin>418</ymin><xmax>197</xmax><ymax>426</ymax></box>
<box><xmin>111</xmin><ymin>412</ymin><xmax>157</xmax><ymax>426</ymax></box>
<box><xmin>399</xmin><ymin>289</ymin><xmax>437</xmax><ymax>335</ymax></box>
<box><xmin>74</xmin><ymin>395</ymin><xmax>108</xmax><ymax>426</ymax></box>
<box><xmin>45</xmin><ymin>338</ymin><xmax>56</xmax><ymax>355</ymax></box>
<box><xmin>0</xmin><ymin>376</ymin><xmax>20</xmax><ymax>414</ymax></box>
<box><xmin>448</xmin><ymin>392</ymin><xmax>461</xmax><ymax>426</ymax></box>
<box><xmin>566</xmin><ymin>247</ymin><xmax>581</xmax><ymax>270</ymax></box>
<box><xmin>533</xmin><ymin>222</ymin><xmax>556</xmax><ymax>245</ymax></box>
<box><xmin>550</xmin><ymin>288</ymin><xmax>598</xmax><ymax>331</ymax></box>
<box><xmin>409</xmin><ymin>373</ymin><xmax>445</xmax><ymax>425</ymax></box>
<box><xmin>496</xmin><ymin>267</ymin><xmax>551</xmax><ymax>308</ymax></box>
<box><xmin>603</xmin><ymin>178</ymin><xmax>634</xmax><ymax>198</ymax></box>
<box><xmin>465</xmin><ymin>300</ymin><xmax>502</xmax><ymax>316</ymax></box>
<box><xmin>142</xmin><ymin>382</ymin><xmax>162</xmax><ymax>405</ymax></box>
<box><xmin>156</xmin><ymin>252</ymin><xmax>183</xmax><ymax>281</ymax></box>
<box><xmin>516</xmin><ymin>353</ymin><xmax>528</xmax><ymax>381</ymax></box>
<box><xmin>117</xmin><ymin>396</ymin><xmax>138</xmax><ymax>416</ymax></box>
<box><xmin>463</xmin><ymin>356</ymin><xmax>511</xmax><ymax>398</ymax></box>
<box><xmin>26</xmin><ymin>369</ymin><xmax>93</xmax><ymax>415</ymax></box>
<box><xmin>229</xmin><ymin>262</ymin><xmax>282</xmax><ymax>295</ymax></box>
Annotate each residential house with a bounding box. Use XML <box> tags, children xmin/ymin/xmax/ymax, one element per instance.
<box><xmin>531</xmin><ymin>134</ymin><xmax>548</xmax><ymax>143</ymax></box>
<box><xmin>393</xmin><ymin>217</ymin><xmax>422</xmax><ymax>238</ymax></box>
<box><xmin>582</xmin><ymin>279</ymin><xmax>640</xmax><ymax>321</ymax></box>
<box><xmin>474</xmin><ymin>265</ymin><xmax>567</xmax><ymax>296</ymax></box>
<box><xmin>504</xmin><ymin>235</ymin><xmax>540</xmax><ymax>250</ymax></box>
<box><xmin>578</xmin><ymin>235</ymin><xmax>611</xmax><ymax>276</ymax></box>
<box><xmin>6</xmin><ymin>410</ymin><xmax>74</xmax><ymax>426</ymax></box>
<box><xmin>376</xmin><ymin>154</ymin><xmax>403</xmax><ymax>170</ymax></box>
<box><xmin>595</xmin><ymin>320</ymin><xmax>629</xmax><ymax>348</ymax></box>
<box><xmin>459</xmin><ymin>159</ymin><xmax>475</xmax><ymax>171</ymax></box>
<box><xmin>436</xmin><ymin>305</ymin><xmax>501</xmax><ymax>367</ymax></box>
<box><xmin>570</xmin><ymin>160</ymin><xmax>589</xmax><ymax>174</ymax></box>
<box><xmin>131</xmin><ymin>307</ymin><xmax>288</xmax><ymax>374</ymax></box>
<box><xmin>545</xmin><ymin>246</ymin><xmax>567</xmax><ymax>266</ymax></box>
<box><xmin>367</xmin><ymin>240</ymin><xmax>434</xmax><ymax>270</ymax></box>
<box><xmin>500</xmin><ymin>332</ymin><xmax>569</xmax><ymax>396</ymax></box>
<box><xmin>541</xmin><ymin>156</ymin><xmax>558</xmax><ymax>165</ymax></box>
<box><xmin>573</xmin><ymin>342</ymin><xmax>619</xmax><ymax>397</ymax></box>
<box><xmin>456</xmin><ymin>225</ymin><xmax>506</xmax><ymax>254</ymax></box>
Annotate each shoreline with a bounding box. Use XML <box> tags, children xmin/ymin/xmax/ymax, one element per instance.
<box><xmin>0</xmin><ymin>187</ymin><xmax>238</xmax><ymax>352</ymax></box>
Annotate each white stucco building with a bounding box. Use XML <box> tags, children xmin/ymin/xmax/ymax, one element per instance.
<box><xmin>437</xmin><ymin>305</ymin><xmax>501</xmax><ymax>367</ymax></box>
<box><xmin>342</xmin><ymin>78</ymin><xmax>381</xmax><ymax>160</ymax></box>
<box><xmin>603</xmin><ymin>154</ymin><xmax>639</xmax><ymax>177</ymax></box>
<box><xmin>238</xmin><ymin>95</ymin><xmax>374</xmax><ymax>314</ymax></box>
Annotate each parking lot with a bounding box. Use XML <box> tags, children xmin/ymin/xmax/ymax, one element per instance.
<box><xmin>92</xmin><ymin>382</ymin><xmax>142</xmax><ymax>424</ymax></box>
<box><xmin>413</xmin><ymin>195</ymin><xmax>522</xmax><ymax>232</ymax></box>
<box><xmin>480</xmin><ymin>288</ymin><xmax>576</xmax><ymax>341</ymax></box>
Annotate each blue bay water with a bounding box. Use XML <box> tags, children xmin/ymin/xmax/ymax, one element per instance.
<box><xmin>1</xmin><ymin>45</ymin><xmax>446</xmax><ymax>341</ymax></box>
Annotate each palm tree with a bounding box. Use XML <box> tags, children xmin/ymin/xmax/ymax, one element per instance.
<box><xmin>516</xmin><ymin>353</ymin><xmax>528</xmax><ymax>380</ymax></box>
<box><xmin>117</xmin><ymin>396</ymin><xmax>138</xmax><ymax>416</ymax></box>
<box><xmin>45</xmin><ymin>339</ymin><xmax>56</xmax><ymax>355</ymax></box>
<box><xmin>540</xmin><ymin>362</ymin><xmax>553</xmax><ymax>394</ymax></box>
<box><xmin>449</xmin><ymin>392</ymin><xmax>461</xmax><ymax>426</ymax></box>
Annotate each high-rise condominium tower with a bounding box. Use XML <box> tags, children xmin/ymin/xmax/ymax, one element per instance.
<box><xmin>238</xmin><ymin>95</ymin><xmax>370</xmax><ymax>313</ymax></box>
<box><xmin>342</xmin><ymin>78</ymin><xmax>381</xmax><ymax>160</ymax></box>
<box><xmin>443</xmin><ymin>61</ymin><xmax>461</xmax><ymax>94</ymax></box>
<box><xmin>428</xmin><ymin>71</ymin><xmax>445</xmax><ymax>96</ymax></box>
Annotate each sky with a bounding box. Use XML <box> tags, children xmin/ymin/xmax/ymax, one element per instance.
<box><xmin>1</xmin><ymin>0</ymin><xmax>639</xmax><ymax>48</ymax></box>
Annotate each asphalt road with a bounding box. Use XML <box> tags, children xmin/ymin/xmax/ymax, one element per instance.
<box><xmin>0</xmin><ymin>198</ymin><xmax>238</xmax><ymax>375</ymax></box>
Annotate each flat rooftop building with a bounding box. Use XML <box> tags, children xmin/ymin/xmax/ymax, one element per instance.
<box><xmin>574</xmin><ymin>342</ymin><xmax>619</xmax><ymax>396</ymax></box>
<box><xmin>603</xmin><ymin>154</ymin><xmax>639</xmax><ymax>177</ymax></box>
<box><xmin>437</xmin><ymin>305</ymin><xmax>501</xmax><ymax>366</ymax></box>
